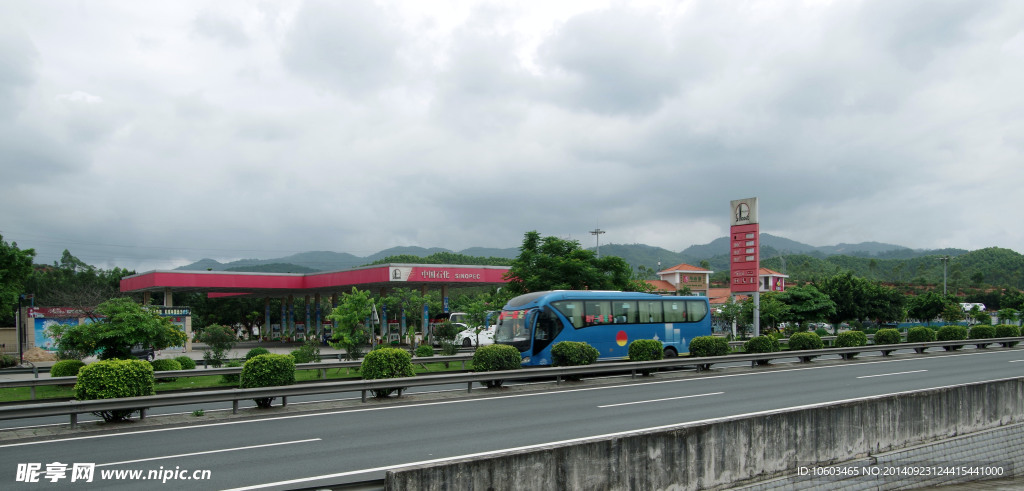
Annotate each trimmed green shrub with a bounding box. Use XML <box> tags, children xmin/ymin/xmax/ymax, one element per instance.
<box><xmin>744</xmin><ymin>335</ymin><xmax>780</xmax><ymax>365</ymax></box>
<box><xmin>221</xmin><ymin>360</ymin><xmax>243</xmax><ymax>384</ymax></box>
<box><xmin>551</xmin><ymin>341</ymin><xmax>600</xmax><ymax>380</ymax></box>
<box><xmin>199</xmin><ymin>324</ymin><xmax>237</xmax><ymax>367</ymax></box>
<box><xmin>472</xmin><ymin>344</ymin><xmax>522</xmax><ymax>388</ymax></box>
<box><xmin>175</xmin><ymin>356</ymin><xmax>196</xmax><ymax>369</ymax></box>
<box><xmin>937</xmin><ymin>325</ymin><xmax>968</xmax><ymax>351</ymax></box>
<box><xmin>814</xmin><ymin>328</ymin><xmax>829</xmax><ymax>337</ymax></box>
<box><xmin>51</xmin><ymin>360</ymin><xmax>86</xmax><ymax>378</ymax></box>
<box><xmin>240</xmin><ymin>354</ymin><xmax>296</xmax><ymax>408</ymax></box>
<box><xmin>628</xmin><ymin>339</ymin><xmax>663</xmax><ymax>376</ymax></box>
<box><xmin>245</xmin><ymin>347</ymin><xmax>271</xmax><ymax>360</ymax></box>
<box><xmin>414</xmin><ymin>344</ymin><xmax>435</xmax><ymax>357</ymax></box>
<box><xmin>743</xmin><ymin>335</ymin><xmax>780</xmax><ymax>353</ymax></box>
<box><xmin>74</xmin><ymin>359</ymin><xmax>154</xmax><ymax>422</ymax></box>
<box><xmin>787</xmin><ymin>332</ymin><xmax>824</xmax><ymax>351</ymax></box>
<box><xmin>150</xmin><ymin>358</ymin><xmax>182</xmax><ymax>382</ymax></box>
<box><xmin>551</xmin><ymin>341</ymin><xmax>599</xmax><ymax>366</ymax></box>
<box><xmin>0</xmin><ymin>355</ymin><xmax>17</xmax><ymax>368</ymax></box>
<box><xmin>360</xmin><ymin>347</ymin><xmax>415</xmax><ymax>398</ymax></box>
<box><xmin>836</xmin><ymin>331</ymin><xmax>868</xmax><ymax>347</ymax></box>
<box><xmin>995</xmin><ymin>324</ymin><xmax>1021</xmax><ymax>347</ymax></box>
<box><xmin>969</xmin><ymin>325</ymin><xmax>997</xmax><ymax>348</ymax></box>
<box><xmin>873</xmin><ymin>328</ymin><xmax>901</xmax><ymax>346</ymax></box>
<box><xmin>628</xmin><ymin>339</ymin><xmax>664</xmax><ymax>362</ymax></box>
<box><xmin>689</xmin><ymin>336</ymin><xmax>730</xmax><ymax>357</ymax></box>
<box><xmin>907</xmin><ymin>326</ymin><xmax>936</xmax><ymax>343</ymax></box>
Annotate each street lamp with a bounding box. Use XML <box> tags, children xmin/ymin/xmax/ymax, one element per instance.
<box><xmin>589</xmin><ymin>228</ymin><xmax>605</xmax><ymax>258</ymax></box>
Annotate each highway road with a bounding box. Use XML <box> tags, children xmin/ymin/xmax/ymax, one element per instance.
<box><xmin>2</xmin><ymin>347</ymin><xmax>1023</xmax><ymax>490</ymax></box>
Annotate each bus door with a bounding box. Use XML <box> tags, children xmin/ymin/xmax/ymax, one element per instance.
<box><xmin>532</xmin><ymin>307</ymin><xmax>562</xmax><ymax>356</ymax></box>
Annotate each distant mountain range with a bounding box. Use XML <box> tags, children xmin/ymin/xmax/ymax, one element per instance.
<box><xmin>176</xmin><ymin>234</ymin><xmax>967</xmax><ymax>273</ymax></box>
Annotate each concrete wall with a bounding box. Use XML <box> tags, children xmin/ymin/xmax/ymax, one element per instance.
<box><xmin>386</xmin><ymin>378</ymin><xmax>1024</xmax><ymax>490</ymax></box>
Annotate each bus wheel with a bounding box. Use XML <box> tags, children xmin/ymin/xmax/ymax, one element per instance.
<box><xmin>663</xmin><ymin>347</ymin><xmax>678</xmax><ymax>358</ymax></box>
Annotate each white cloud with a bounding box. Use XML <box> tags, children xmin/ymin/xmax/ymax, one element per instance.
<box><xmin>1</xmin><ymin>0</ymin><xmax>1023</xmax><ymax>271</ymax></box>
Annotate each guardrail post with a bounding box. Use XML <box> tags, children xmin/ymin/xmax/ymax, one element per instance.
<box><xmin>397</xmin><ymin>389</ymin><xmax>403</xmax><ymax>397</ymax></box>
<box><xmin>282</xmin><ymin>396</ymin><xmax>287</xmax><ymax>407</ymax></box>
<box><xmin>556</xmin><ymin>375</ymin><xmax>561</xmax><ymax>385</ymax></box>
<box><xmin>30</xmin><ymin>386</ymin><xmax>36</xmax><ymax>400</ymax></box>
<box><xmin>631</xmin><ymin>369</ymin><xmax>637</xmax><ymax>379</ymax></box>
<box><xmin>462</xmin><ymin>361</ymin><xmax>466</xmax><ymax>370</ymax></box>
<box><xmin>361</xmin><ymin>390</ymin><xmax>367</xmax><ymax>403</ymax></box>
<box><xmin>33</xmin><ymin>366</ymin><xmax>38</xmax><ymax>378</ymax></box>
<box><xmin>232</xmin><ymin>400</ymin><xmax>238</xmax><ymax>414</ymax></box>
<box><xmin>320</xmin><ymin>368</ymin><xmax>326</xmax><ymax>379</ymax></box>
<box><xmin>140</xmin><ymin>408</ymin><xmax>147</xmax><ymax>420</ymax></box>
<box><xmin>70</xmin><ymin>413</ymin><xmax>77</xmax><ymax>429</ymax></box>
<box><xmin>467</xmin><ymin>381</ymin><xmax>472</xmax><ymax>393</ymax></box>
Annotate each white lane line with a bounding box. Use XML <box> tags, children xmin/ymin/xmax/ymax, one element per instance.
<box><xmin>857</xmin><ymin>370</ymin><xmax>927</xmax><ymax>379</ymax></box>
<box><xmin>1009</xmin><ymin>360</ymin><xmax>1024</xmax><ymax>363</ymax></box>
<box><xmin>97</xmin><ymin>438</ymin><xmax>321</xmax><ymax>467</ymax></box>
<box><xmin>598</xmin><ymin>392</ymin><xmax>723</xmax><ymax>408</ymax></box>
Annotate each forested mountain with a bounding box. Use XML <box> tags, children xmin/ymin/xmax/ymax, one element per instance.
<box><xmin>172</xmin><ymin>237</ymin><xmax>1022</xmax><ymax>291</ymax></box>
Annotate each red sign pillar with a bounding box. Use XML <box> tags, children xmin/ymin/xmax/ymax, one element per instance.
<box><xmin>730</xmin><ymin>223</ymin><xmax>760</xmax><ymax>293</ymax></box>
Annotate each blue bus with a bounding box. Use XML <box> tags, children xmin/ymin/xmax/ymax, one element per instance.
<box><xmin>494</xmin><ymin>290</ymin><xmax>712</xmax><ymax>366</ymax></box>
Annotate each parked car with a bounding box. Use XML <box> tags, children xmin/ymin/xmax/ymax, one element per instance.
<box><xmin>454</xmin><ymin>324</ymin><xmax>496</xmax><ymax>347</ymax></box>
<box><xmin>131</xmin><ymin>344</ymin><xmax>155</xmax><ymax>361</ymax></box>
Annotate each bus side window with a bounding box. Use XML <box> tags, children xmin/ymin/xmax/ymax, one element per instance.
<box><xmin>687</xmin><ymin>300</ymin><xmax>708</xmax><ymax>322</ymax></box>
<box><xmin>585</xmin><ymin>301</ymin><xmax>613</xmax><ymax>326</ymax></box>
<box><xmin>639</xmin><ymin>301</ymin><xmax>663</xmax><ymax>323</ymax></box>
<box><xmin>613</xmin><ymin>301</ymin><xmax>638</xmax><ymax>324</ymax></box>
<box><xmin>663</xmin><ymin>300</ymin><xmax>686</xmax><ymax>323</ymax></box>
<box><xmin>533</xmin><ymin>307</ymin><xmax>562</xmax><ymax>353</ymax></box>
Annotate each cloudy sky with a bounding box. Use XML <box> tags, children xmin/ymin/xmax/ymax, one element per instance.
<box><xmin>2</xmin><ymin>0</ymin><xmax>1023</xmax><ymax>272</ymax></box>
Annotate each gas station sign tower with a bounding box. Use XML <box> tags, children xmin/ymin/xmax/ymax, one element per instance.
<box><xmin>730</xmin><ymin>197</ymin><xmax>761</xmax><ymax>336</ymax></box>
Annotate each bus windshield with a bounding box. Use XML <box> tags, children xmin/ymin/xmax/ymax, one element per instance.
<box><xmin>494</xmin><ymin>308</ymin><xmax>534</xmax><ymax>352</ymax></box>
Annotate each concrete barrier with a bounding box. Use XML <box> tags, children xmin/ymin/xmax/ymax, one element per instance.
<box><xmin>386</xmin><ymin>377</ymin><xmax>1024</xmax><ymax>490</ymax></box>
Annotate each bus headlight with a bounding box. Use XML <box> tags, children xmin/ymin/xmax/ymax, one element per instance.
<box><xmin>521</xmin><ymin>357</ymin><xmax>530</xmax><ymax>364</ymax></box>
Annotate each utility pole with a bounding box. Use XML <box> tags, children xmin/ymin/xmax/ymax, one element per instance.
<box><xmin>589</xmin><ymin>228</ymin><xmax>605</xmax><ymax>258</ymax></box>
<box><xmin>938</xmin><ymin>256</ymin><xmax>950</xmax><ymax>296</ymax></box>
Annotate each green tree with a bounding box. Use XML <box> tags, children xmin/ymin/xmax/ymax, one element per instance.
<box><xmin>740</xmin><ymin>293</ymin><xmax>790</xmax><ymax>333</ymax></box>
<box><xmin>776</xmin><ymin>284</ymin><xmax>836</xmax><ymax>329</ymax></box>
<box><xmin>327</xmin><ymin>288</ymin><xmax>373</xmax><ymax>360</ymax></box>
<box><xmin>814</xmin><ymin>271</ymin><xmax>869</xmax><ymax>325</ymax></box>
<box><xmin>717</xmin><ymin>296</ymin><xmax>744</xmax><ymax>338</ymax></box>
<box><xmin>199</xmin><ymin>324</ymin><xmax>237</xmax><ymax>367</ymax></box>
<box><xmin>0</xmin><ymin>235</ymin><xmax>35</xmax><ymax>325</ymax></box>
<box><xmin>381</xmin><ymin>287</ymin><xmax>426</xmax><ymax>346</ymax></box>
<box><xmin>504</xmin><ymin>231</ymin><xmax>644</xmax><ymax>294</ymax></box>
<box><xmin>47</xmin><ymin>298</ymin><xmax>187</xmax><ymax>360</ymax></box>
<box><xmin>863</xmin><ymin>283</ymin><xmax>907</xmax><ymax>324</ymax></box>
<box><xmin>941</xmin><ymin>302</ymin><xmax>965</xmax><ymax>325</ymax></box>
<box><xmin>907</xmin><ymin>291</ymin><xmax>947</xmax><ymax>325</ymax></box>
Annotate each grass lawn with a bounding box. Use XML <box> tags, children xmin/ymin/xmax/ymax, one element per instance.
<box><xmin>0</xmin><ymin>360</ymin><xmax>473</xmax><ymax>404</ymax></box>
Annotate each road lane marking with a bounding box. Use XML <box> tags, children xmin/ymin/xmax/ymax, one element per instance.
<box><xmin>598</xmin><ymin>392</ymin><xmax>723</xmax><ymax>408</ymax></box>
<box><xmin>97</xmin><ymin>438</ymin><xmax>321</xmax><ymax>467</ymax></box>
<box><xmin>857</xmin><ymin>370</ymin><xmax>928</xmax><ymax>379</ymax></box>
<box><xmin>1009</xmin><ymin>360</ymin><xmax>1024</xmax><ymax>363</ymax></box>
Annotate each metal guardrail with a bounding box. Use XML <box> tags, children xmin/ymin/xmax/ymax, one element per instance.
<box><xmin>1</xmin><ymin>337</ymin><xmax>1021</xmax><ymax>429</ymax></box>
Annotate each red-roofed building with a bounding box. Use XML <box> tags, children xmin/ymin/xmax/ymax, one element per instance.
<box><xmin>707</xmin><ymin>268</ymin><xmax>789</xmax><ymax>308</ymax></box>
<box><xmin>645</xmin><ymin>263</ymin><xmax>712</xmax><ymax>296</ymax></box>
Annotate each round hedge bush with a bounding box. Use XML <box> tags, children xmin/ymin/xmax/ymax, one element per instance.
<box><xmin>360</xmin><ymin>347</ymin><xmax>415</xmax><ymax>398</ymax></box>
<box><xmin>150</xmin><ymin>358</ymin><xmax>182</xmax><ymax>372</ymax></box>
<box><xmin>628</xmin><ymin>339</ymin><xmax>664</xmax><ymax>362</ymax></box>
<box><xmin>472</xmin><ymin>344</ymin><xmax>522</xmax><ymax>388</ymax></box>
<box><xmin>937</xmin><ymin>325</ymin><xmax>968</xmax><ymax>351</ymax></box>
<box><xmin>74</xmin><ymin>359</ymin><xmax>154</xmax><ymax>422</ymax></box>
<box><xmin>787</xmin><ymin>332</ymin><xmax>823</xmax><ymax>351</ymax></box>
<box><xmin>414</xmin><ymin>344</ymin><xmax>435</xmax><ymax>357</ymax></box>
<box><xmin>689</xmin><ymin>336</ymin><xmax>730</xmax><ymax>357</ymax></box>
<box><xmin>743</xmin><ymin>335</ymin><xmax>780</xmax><ymax>354</ymax></box>
<box><xmin>551</xmin><ymin>341</ymin><xmax>600</xmax><ymax>367</ymax></box>
<box><xmin>969</xmin><ymin>325</ymin><xmax>996</xmax><ymax>339</ymax></box>
<box><xmin>907</xmin><ymin>326</ymin><xmax>936</xmax><ymax>343</ymax></box>
<box><xmin>240</xmin><ymin>354</ymin><xmax>296</xmax><ymax>408</ymax></box>
<box><xmin>175</xmin><ymin>356</ymin><xmax>196</xmax><ymax>369</ymax></box>
<box><xmin>245</xmin><ymin>347</ymin><xmax>271</xmax><ymax>360</ymax></box>
<box><xmin>836</xmin><ymin>331</ymin><xmax>868</xmax><ymax>348</ymax></box>
<box><xmin>50</xmin><ymin>360</ymin><xmax>86</xmax><ymax>378</ymax></box>
<box><xmin>995</xmin><ymin>324</ymin><xmax>1021</xmax><ymax>347</ymax></box>
<box><xmin>873</xmin><ymin>328</ymin><xmax>901</xmax><ymax>346</ymax></box>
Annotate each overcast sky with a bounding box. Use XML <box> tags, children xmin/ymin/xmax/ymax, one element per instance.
<box><xmin>2</xmin><ymin>0</ymin><xmax>1023</xmax><ymax>272</ymax></box>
